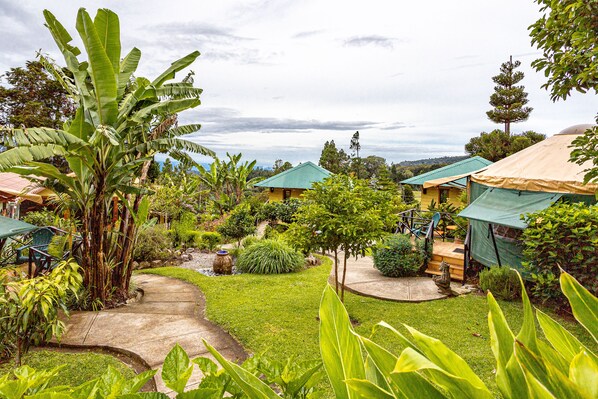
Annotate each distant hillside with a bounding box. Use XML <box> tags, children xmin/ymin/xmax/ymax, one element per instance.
<box><xmin>398</xmin><ymin>155</ymin><xmax>469</xmax><ymax>167</ymax></box>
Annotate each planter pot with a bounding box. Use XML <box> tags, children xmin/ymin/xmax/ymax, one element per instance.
<box><xmin>213</xmin><ymin>250</ymin><xmax>233</xmax><ymax>275</ymax></box>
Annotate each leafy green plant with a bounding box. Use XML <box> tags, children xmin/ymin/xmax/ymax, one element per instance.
<box><xmin>217</xmin><ymin>205</ymin><xmax>256</xmax><ymax>247</ymax></box>
<box><xmin>372</xmin><ymin>234</ymin><xmax>427</xmax><ymax>277</ymax></box>
<box><xmin>479</xmin><ymin>265</ymin><xmax>520</xmax><ymax>301</ymax></box>
<box><xmin>0</xmin><ymin>363</ymin><xmax>156</xmax><ymax>399</ymax></box>
<box><xmin>236</xmin><ymin>239</ymin><xmax>305</xmax><ymax>274</ymax></box>
<box><xmin>311</xmin><ymin>269</ymin><xmax>597</xmax><ymax>399</ymax></box>
<box><xmin>0</xmin><ymin>260</ymin><xmax>82</xmax><ymax>366</ymax></box>
<box><xmin>170</xmin><ymin>212</ymin><xmax>197</xmax><ymax>248</ymax></box>
<box><xmin>22</xmin><ymin>209</ymin><xmax>71</xmax><ymax>230</ymax></box>
<box><xmin>522</xmin><ymin>202</ymin><xmax>598</xmax><ymax>307</ymax></box>
<box><xmin>133</xmin><ymin>225</ymin><xmax>173</xmax><ymax>261</ymax></box>
<box><xmin>196</xmin><ymin>231</ymin><xmax>222</xmax><ymax>252</ymax></box>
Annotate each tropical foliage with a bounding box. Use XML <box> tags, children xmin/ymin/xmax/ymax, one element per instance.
<box><xmin>197</xmin><ymin>153</ymin><xmax>261</xmax><ymax>215</ymax></box>
<box><xmin>0</xmin><ymin>260</ymin><xmax>81</xmax><ymax>366</ymax></box>
<box><xmin>0</xmin><ymin>8</ymin><xmax>211</xmax><ymax>304</ymax></box>
<box><xmin>522</xmin><ymin>202</ymin><xmax>598</xmax><ymax>306</ymax></box>
<box><xmin>217</xmin><ymin>204</ymin><xmax>256</xmax><ymax>246</ymax></box>
<box><xmin>315</xmin><ymin>270</ymin><xmax>597</xmax><ymax>399</ymax></box>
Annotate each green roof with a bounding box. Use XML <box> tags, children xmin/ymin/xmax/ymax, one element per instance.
<box><xmin>254</xmin><ymin>161</ymin><xmax>332</xmax><ymax>189</ymax></box>
<box><xmin>401</xmin><ymin>156</ymin><xmax>493</xmax><ymax>187</ymax></box>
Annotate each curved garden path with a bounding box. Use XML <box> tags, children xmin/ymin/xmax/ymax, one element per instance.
<box><xmin>59</xmin><ymin>274</ymin><xmax>246</xmax><ymax>395</ymax></box>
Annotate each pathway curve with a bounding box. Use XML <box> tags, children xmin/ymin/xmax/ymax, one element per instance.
<box><xmin>59</xmin><ymin>274</ymin><xmax>246</xmax><ymax>395</ymax></box>
<box><xmin>331</xmin><ymin>254</ymin><xmax>476</xmax><ymax>302</ymax></box>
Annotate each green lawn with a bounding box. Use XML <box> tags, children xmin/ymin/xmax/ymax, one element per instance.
<box><xmin>142</xmin><ymin>258</ymin><xmax>595</xmax><ymax>394</ymax></box>
<box><xmin>0</xmin><ymin>350</ymin><xmax>135</xmax><ymax>387</ymax></box>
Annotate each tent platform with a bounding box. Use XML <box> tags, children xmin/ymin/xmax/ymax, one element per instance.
<box><xmin>426</xmin><ymin>240</ymin><xmax>465</xmax><ymax>281</ymax></box>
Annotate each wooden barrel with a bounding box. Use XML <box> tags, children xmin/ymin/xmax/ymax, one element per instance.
<box><xmin>213</xmin><ymin>251</ymin><xmax>233</xmax><ymax>274</ymax></box>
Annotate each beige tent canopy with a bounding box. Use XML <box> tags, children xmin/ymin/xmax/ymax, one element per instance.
<box><xmin>471</xmin><ymin>124</ymin><xmax>598</xmax><ymax>195</ymax></box>
<box><xmin>0</xmin><ymin>172</ymin><xmax>54</xmax><ymax>204</ymax></box>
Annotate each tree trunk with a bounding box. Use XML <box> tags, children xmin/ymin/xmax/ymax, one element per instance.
<box><xmin>341</xmin><ymin>252</ymin><xmax>348</xmax><ymax>302</ymax></box>
<box><xmin>15</xmin><ymin>336</ymin><xmax>22</xmax><ymax>367</ymax></box>
<box><xmin>333</xmin><ymin>248</ymin><xmax>339</xmax><ymax>294</ymax></box>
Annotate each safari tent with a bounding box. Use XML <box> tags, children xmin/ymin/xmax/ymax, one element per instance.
<box><xmin>459</xmin><ymin>124</ymin><xmax>597</xmax><ymax>269</ymax></box>
<box><xmin>254</xmin><ymin>161</ymin><xmax>331</xmax><ymax>202</ymax></box>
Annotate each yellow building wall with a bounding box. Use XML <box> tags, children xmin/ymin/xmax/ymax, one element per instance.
<box><xmin>420</xmin><ymin>187</ymin><xmax>463</xmax><ymax>210</ymax></box>
<box><xmin>266</xmin><ymin>188</ymin><xmax>306</xmax><ymax>202</ymax></box>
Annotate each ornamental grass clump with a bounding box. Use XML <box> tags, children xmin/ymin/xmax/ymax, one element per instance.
<box><xmin>236</xmin><ymin>239</ymin><xmax>304</xmax><ymax>274</ymax></box>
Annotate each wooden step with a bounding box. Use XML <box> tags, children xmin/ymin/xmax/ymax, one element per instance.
<box><xmin>426</xmin><ymin>260</ymin><xmax>464</xmax><ymax>281</ymax></box>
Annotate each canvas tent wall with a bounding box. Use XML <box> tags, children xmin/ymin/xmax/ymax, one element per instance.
<box><xmin>459</xmin><ymin>124</ymin><xmax>597</xmax><ymax>269</ymax></box>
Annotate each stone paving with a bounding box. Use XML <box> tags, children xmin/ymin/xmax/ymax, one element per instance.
<box><xmin>330</xmin><ymin>254</ymin><xmax>476</xmax><ymax>302</ymax></box>
<box><xmin>59</xmin><ymin>274</ymin><xmax>246</xmax><ymax>395</ymax></box>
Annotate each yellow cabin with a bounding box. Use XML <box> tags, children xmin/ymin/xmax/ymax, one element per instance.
<box><xmin>401</xmin><ymin>156</ymin><xmax>492</xmax><ymax>210</ymax></box>
<box><xmin>254</xmin><ymin>161</ymin><xmax>332</xmax><ymax>202</ymax></box>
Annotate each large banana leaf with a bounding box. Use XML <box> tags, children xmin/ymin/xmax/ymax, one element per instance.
<box><xmin>75</xmin><ymin>8</ymin><xmax>118</xmax><ymax>126</ymax></box>
<box><xmin>319</xmin><ymin>285</ymin><xmax>366</xmax><ymax>399</ymax></box>
<box><xmin>536</xmin><ymin>309</ymin><xmax>594</xmax><ymax>363</ymax></box>
<box><xmin>118</xmin><ymin>47</ymin><xmax>141</xmax><ymax>98</ymax></box>
<box><xmin>151</xmin><ymin>51</ymin><xmax>200</xmax><ymax>87</ymax></box>
<box><xmin>93</xmin><ymin>9</ymin><xmax>121</xmax><ymax>74</ymax></box>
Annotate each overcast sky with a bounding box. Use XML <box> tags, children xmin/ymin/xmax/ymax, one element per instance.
<box><xmin>1</xmin><ymin>0</ymin><xmax>596</xmax><ymax>166</ymax></box>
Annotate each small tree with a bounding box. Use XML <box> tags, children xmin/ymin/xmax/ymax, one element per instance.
<box><xmin>465</xmin><ymin>129</ymin><xmax>545</xmax><ymax>162</ymax></box>
<box><xmin>288</xmin><ymin>175</ymin><xmax>396</xmax><ymax>301</ymax></box>
<box><xmin>486</xmin><ymin>56</ymin><xmax>533</xmax><ymax>135</ymax></box>
<box><xmin>217</xmin><ymin>204</ymin><xmax>256</xmax><ymax>247</ymax></box>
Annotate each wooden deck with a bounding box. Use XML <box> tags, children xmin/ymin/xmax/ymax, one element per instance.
<box><xmin>426</xmin><ymin>240</ymin><xmax>465</xmax><ymax>281</ymax></box>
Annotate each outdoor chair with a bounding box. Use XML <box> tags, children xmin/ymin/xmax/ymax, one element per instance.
<box><xmin>15</xmin><ymin>227</ymin><xmax>55</xmax><ymax>264</ymax></box>
<box><xmin>413</xmin><ymin>212</ymin><xmax>441</xmax><ymax>238</ymax></box>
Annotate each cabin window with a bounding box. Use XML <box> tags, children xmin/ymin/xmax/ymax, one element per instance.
<box><xmin>439</xmin><ymin>188</ymin><xmax>450</xmax><ymax>204</ymax></box>
<box><xmin>283</xmin><ymin>189</ymin><xmax>292</xmax><ymax>201</ymax></box>
<box><xmin>422</xmin><ymin>188</ymin><xmax>427</xmax><ymax>195</ymax></box>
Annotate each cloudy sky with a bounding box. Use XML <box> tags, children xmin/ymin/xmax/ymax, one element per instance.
<box><xmin>1</xmin><ymin>0</ymin><xmax>596</xmax><ymax>166</ymax></box>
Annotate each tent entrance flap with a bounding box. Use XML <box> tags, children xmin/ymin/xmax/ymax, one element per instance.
<box><xmin>458</xmin><ymin>188</ymin><xmax>562</xmax><ymax>229</ymax></box>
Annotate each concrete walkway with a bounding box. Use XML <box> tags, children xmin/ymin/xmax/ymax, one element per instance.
<box><xmin>59</xmin><ymin>274</ymin><xmax>246</xmax><ymax>395</ymax></box>
<box><xmin>330</xmin><ymin>254</ymin><xmax>476</xmax><ymax>302</ymax></box>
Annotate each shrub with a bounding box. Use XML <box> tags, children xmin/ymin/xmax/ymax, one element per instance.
<box><xmin>169</xmin><ymin>211</ymin><xmax>198</xmax><ymax>248</ymax></box>
<box><xmin>372</xmin><ymin>234</ymin><xmax>427</xmax><ymax>277</ymax></box>
<box><xmin>22</xmin><ymin>209</ymin><xmax>71</xmax><ymax>230</ymax></box>
<box><xmin>217</xmin><ymin>205</ymin><xmax>256</xmax><ymax>246</ymax></box>
<box><xmin>133</xmin><ymin>225</ymin><xmax>172</xmax><ymax>261</ymax></box>
<box><xmin>479</xmin><ymin>265</ymin><xmax>520</xmax><ymax>301</ymax></box>
<box><xmin>258</xmin><ymin>199</ymin><xmax>301</xmax><ymax>224</ymax></box>
<box><xmin>522</xmin><ymin>202</ymin><xmax>598</xmax><ymax>306</ymax></box>
<box><xmin>196</xmin><ymin>231</ymin><xmax>222</xmax><ymax>252</ymax></box>
<box><xmin>236</xmin><ymin>239</ymin><xmax>305</xmax><ymax>274</ymax></box>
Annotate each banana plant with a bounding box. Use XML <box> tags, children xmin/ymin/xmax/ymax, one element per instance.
<box><xmin>0</xmin><ymin>8</ymin><xmax>212</xmax><ymax>304</ymax></box>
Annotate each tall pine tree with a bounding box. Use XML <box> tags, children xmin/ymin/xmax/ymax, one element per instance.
<box><xmin>486</xmin><ymin>56</ymin><xmax>533</xmax><ymax>135</ymax></box>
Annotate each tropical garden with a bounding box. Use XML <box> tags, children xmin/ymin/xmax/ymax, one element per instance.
<box><xmin>0</xmin><ymin>1</ymin><xmax>597</xmax><ymax>398</ymax></box>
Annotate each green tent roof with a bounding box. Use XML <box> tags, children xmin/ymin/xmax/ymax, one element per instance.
<box><xmin>401</xmin><ymin>156</ymin><xmax>493</xmax><ymax>187</ymax></box>
<box><xmin>459</xmin><ymin>187</ymin><xmax>562</xmax><ymax>229</ymax></box>
<box><xmin>0</xmin><ymin>215</ymin><xmax>37</xmax><ymax>240</ymax></box>
<box><xmin>254</xmin><ymin>161</ymin><xmax>332</xmax><ymax>189</ymax></box>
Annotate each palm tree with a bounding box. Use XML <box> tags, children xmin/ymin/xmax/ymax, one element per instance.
<box><xmin>0</xmin><ymin>8</ymin><xmax>212</xmax><ymax>304</ymax></box>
